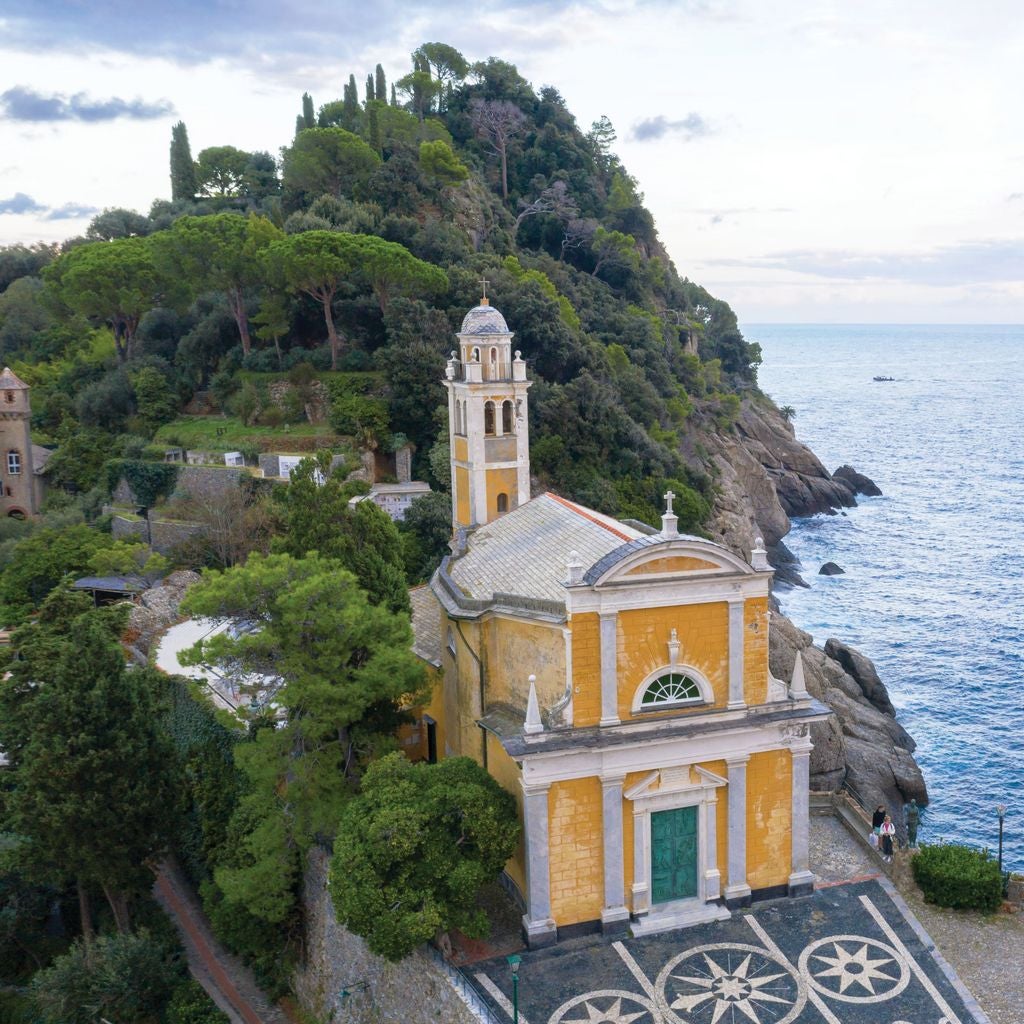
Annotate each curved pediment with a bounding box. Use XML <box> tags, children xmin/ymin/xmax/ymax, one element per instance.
<box><xmin>584</xmin><ymin>535</ymin><xmax>755</xmax><ymax>587</ymax></box>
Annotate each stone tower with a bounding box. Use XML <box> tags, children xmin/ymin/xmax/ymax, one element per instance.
<box><xmin>0</xmin><ymin>367</ymin><xmax>41</xmax><ymax>518</ymax></box>
<box><xmin>444</xmin><ymin>295</ymin><xmax>531</xmax><ymax>530</ymax></box>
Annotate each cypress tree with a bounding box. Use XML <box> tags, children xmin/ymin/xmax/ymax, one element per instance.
<box><xmin>375</xmin><ymin>64</ymin><xmax>387</xmax><ymax>105</ymax></box>
<box><xmin>295</xmin><ymin>114</ymin><xmax>306</xmax><ymax>137</ymax></box>
<box><xmin>368</xmin><ymin>102</ymin><xmax>382</xmax><ymax>157</ymax></box>
<box><xmin>344</xmin><ymin>74</ymin><xmax>360</xmax><ymax>124</ymax></box>
<box><xmin>169</xmin><ymin>121</ymin><xmax>198</xmax><ymax>201</ymax></box>
<box><xmin>301</xmin><ymin>92</ymin><xmax>315</xmax><ymax>129</ymax></box>
<box><xmin>365</xmin><ymin>73</ymin><xmax>375</xmax><ymax>104</ymax></box>
<box><xmin>390</xmin><ymin>84</ymin><xmax>398</xmax><ymax>108</ymax></box>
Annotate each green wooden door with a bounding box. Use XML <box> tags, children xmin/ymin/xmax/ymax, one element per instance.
<box><xmin>651</xmin><ymin>806</ymin><xmax>698</xmax><ymax>903</ymax></box>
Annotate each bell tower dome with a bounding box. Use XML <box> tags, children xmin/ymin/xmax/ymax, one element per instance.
<box><xmin>444</xmin><ymin>287</ymin><xmax>531</xmax><ymax>530</ymax></box>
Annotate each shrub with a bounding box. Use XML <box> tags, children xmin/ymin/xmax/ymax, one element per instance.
<box><xmin>165</xmin><ymin>979</ymin><xmax>230</xmax><ymax>1024</ymax></box>
<box><xmin>912</xmin><ymin>842</ymin><xmax>1003</xmax><ymax>912</ymax></box>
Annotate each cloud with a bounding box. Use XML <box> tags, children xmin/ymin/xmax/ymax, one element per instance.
<box><xmin>0</xmin><ymin>192</ymin><xmax>46</xmax><ymax>215</ymax></box>
<box><xmin>0</xmin><ymin>193</ymin><xmax>96</xmax><ymax>219</ymax></box>
<box><xmin>0</xmin><ymin>86</ymin><xmax>174</xmax><ymax>123</ymax></box>
<box><xmin>631</xmin><ymin>112</ymin><xmax>713</xmax><ymax>142</ymax></box>
<box><xmin>1008</xmin><ymin>192</ymin><xmax>1023</xmax><ymax>203</ymax></box>
<box><xmin>709</xmin><ymin>239</ymin><xmax>1024</xmax><ymax>286</ymax></box>
<box><xmin>688</xmin><ymin>205</ymin><xmax>793</xmax><ymax>226</ymax></box>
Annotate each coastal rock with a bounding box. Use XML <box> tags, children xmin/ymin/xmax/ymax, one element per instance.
<box><xmin>127</xmin><ymin>569</ymin><xmax>201</xmax><ymax>657</ymax></box>
<box><xmin>819</xmin><ymin>562</ymin><xmax>845</xmax><ymax>576</ymax></box>
<box><xmin>833</xmin><ymin>464</ymin><xmax>882</xmax><ymax>497</ymax></box>
<box><xmin>823</xmin><ymin>638</ymin><xmax>896</xmax><ymax>716</ymax></box>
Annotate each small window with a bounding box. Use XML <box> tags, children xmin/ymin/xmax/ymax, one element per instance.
<box><xmin>502</xmin><ymin>400</ymin><xmax>514</xmax><ymax>434</ymax></box>
<box><xmin>446</xmin><ymin>628</ymin><xmax>457</xmax><ymax>659</ymax></box>
<box><xmin>639</xmin><ymin>672</ymin><xmax>702</xmax><ymax>709</ymax></box>
<box><xmin>496</xmin><ymin>493</ymin><xmax>508</xmax><ymax>514</ymax></box>
<box><xmin>471</xmin><ymin>347</ymin><xmax>480</xmax><ymax>362</ymax></box>
<box><xmin>4</xmin><ymin>392</ymin><xmax>13</xmax><ymax>403</ymax></box>
<box><xmin>484</xmin><ymin>401</ymin><xmax>495</xmax><ymax>436</ymax></box>
<box><xmin>6</xmin><ymin>451</ymin><xmax>21</xmax><ymax>475</ymax></box>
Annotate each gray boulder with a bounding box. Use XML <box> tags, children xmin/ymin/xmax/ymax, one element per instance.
<box><xmin>819</xmin><ymin>562</ymin><xmax>845</xmax><ymax>576</ymax></box>
<box><xmin>833</xmin><ymin>464</ymin><xmax>882</xmax><ymax>497</ymax></box>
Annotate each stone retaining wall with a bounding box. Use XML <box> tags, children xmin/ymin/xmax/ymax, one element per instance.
<box><xmin>294</xmin><ymin>848</ymin><xmax>477</xmax><ymax>1024</ymax></box>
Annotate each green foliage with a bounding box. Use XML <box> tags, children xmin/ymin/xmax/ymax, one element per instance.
<box><xmin>165</xmin><ymin>979</ymin><xmax>230</xmax><ymax>1024</ymax></box>
<box><xmin>106</xmin><ymin>458</ymin><xmax>179</xmax><ymax>508</ymax></box>
<box><xmin>195</xmin><ymin>145</ymin><xmax>250</xmax><ymax>198</ymax></box>
<box><xmin>419</xmin><ymin>139</ymin><xmax>469</xmax><ymax>185</ymax></box>
<box><xmin>282</xmin><ymin>127</ymin><xmax>381</xmax><ymax>208</ymax></box>
<box><xmin>30</xmin><ymin>931</ymin><xmax>180</xmax><ymax>1024</ymax></box>
<box><xmin>131</xmin><ymin>364</ymin><xmax>180</xmax><ymax>432</ymax></box>
<box><xmin>331</xmin><ymin>754</ymin><xmax>520</xmax><ymax>961</ymax></box>
<box><xmin>0</xmin><ymin>524</ymin><xmax>115</xmax><ymax>622</ymax></box>
<box><xmin>912</xmin><ymin>843</ymin><xmax>1004</xmax><ymax>912</ymax></box>
<box><xmin>398</xmin><ymin>491</ymin><xmax>451</xmax><ymax>583</ymax></box>
<box><xmin>0</xmin><ymin>835</ymin><xmax>63</xmax><ymax>982</ymax></box>
<box><xmin>86</xmin><ymin>538</ymin><xmax>169</xmax><ymax>579</ymax></box>
<box><xmin>170</xmin><ymin>121</ymin><xmax>198</xmax><ymax>202</ymax></box>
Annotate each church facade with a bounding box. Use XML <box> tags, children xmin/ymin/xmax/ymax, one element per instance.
<box><xmin>409</xmin><ymin>300</ymin><xmax>829</xmax><ymax>947</ymax></box>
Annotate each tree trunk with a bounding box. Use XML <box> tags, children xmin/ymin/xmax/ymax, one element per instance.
<box><xmin>77</xmin><ymin>880</ymin><xmax>95</xmax><ymax>960</ymax></box>
<box><xmin>101</xmin><ymin>882</ymin><xmax>132</xmax><ymax>934</ymax></box>
<box><xmin>230</xmin><ymin>287</ymin><xmax>252</xmax><ymax>356</ymax></box>
<box><xmin>274</xmin><ymin>335</ymin><xmax>283</xmax><ymax>369</ymax></box>
<box><xmin>499</xmin><ymin>143</ymin><xmax>509</xmax><ymax>200</ymax></box>
<box><xmin>112</xmin><ymin>319</ymin><xmax>128</xmax><ymax>363</ymax></box>
<box><xmin>321</xmin><ymin>295</ymin><xmax>340</xmax><ymax>370</ymax></box>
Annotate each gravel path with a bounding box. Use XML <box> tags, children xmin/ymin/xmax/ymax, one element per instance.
<box><xmin>810</xmin><ymin>816</ymin><xmax>1024</xmax><ymax>1024</ymax></box>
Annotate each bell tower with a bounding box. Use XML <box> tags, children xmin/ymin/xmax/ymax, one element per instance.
<box><xmin>444</xmin><ymin>286</ymin><xmax>531</xmax><ymax>530</ymax></box>
<box><xmin>0</xmin><ymin>367</ymin><xmax>39</xmax><ymax>518</ymax></box>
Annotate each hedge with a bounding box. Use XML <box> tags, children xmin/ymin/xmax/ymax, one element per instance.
<box><xmin>912</xmin><ymin>842</ymin><xmax>1003</xmax><ymax>912</ymax></box>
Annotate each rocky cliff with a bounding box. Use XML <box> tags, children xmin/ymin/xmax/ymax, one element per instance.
<box><xmin>699</xmin><ymin>395</ymin><xmax>927</xmax><ymax>829</ymax></box>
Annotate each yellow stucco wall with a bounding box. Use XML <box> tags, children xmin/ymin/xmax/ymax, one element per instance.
<box><xmin>746</xmin><ymin>749</ymin><xmax>792</xmax><ymax>891</ymax></box>
<box><xmin>453</xmin><ymin>436</ymin><xmax>468</xmax><ymax>462</ymax></box>
<box><xmin>549</xmin><ymin>776</ymin><xmax>604</xmax><ymax>925</ymax></box>
<box><xmin>405</xmin><ymin>664</ymin><xmax>446</xmax><ymax>762</ymax></box>
<box><xmin>570</xmin><ymin>613</ymin><xmax>601</xmax><ymax>727</ymax></box>
<box><xmin>486</xmin><ymin>733</ymin><xmax>527</xmax><ymax>899</ymax></box>
<box><xmin>454</xmin><ymin>466</ymin><xmax>470</xmax><ymax>526</ymax></box>
<box><xmin>441</xmin><ymin>614</ymin><xmax>488</xmax><ymax>763</ymax></box>
<box><xmin>617</xmin><ymin>603</ymin><xmax>729</xmax><ymax>720</ymax></box>
<box><xmin>485</xmin><ymin>466</ymin><xmax>519</xmax><ymax>520</ymax></box>
<box><xmin>484</xmin><ymin>616</ymin><xmax>565</xmax><ymax>711</ymax></box>
<box><xmin>623</xmin><ymin>556</ymin><xmax>719</xmax><ymax>575</ymax></box>
<box><xmin>744</xmin><ymin>597</ymin><xmax>769</xmax><ymax>706</ymax></box>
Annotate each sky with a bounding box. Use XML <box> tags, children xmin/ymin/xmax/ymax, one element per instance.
<box><xmin>0</xmin><ymin>0</ymin><xmax>1022</xmax><ymax>323</ymax></box>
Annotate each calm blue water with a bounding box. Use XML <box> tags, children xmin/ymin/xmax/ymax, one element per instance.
<box><xmin>750</xmin><ymin>324</ymin><xmax>1024</xmax><ymax>870</ymax></box>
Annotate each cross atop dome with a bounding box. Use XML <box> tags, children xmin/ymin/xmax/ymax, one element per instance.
<box><xmin>479</xmin><ymin>275</ymin><xmax>490</xmax><ymax>305</ymax></box>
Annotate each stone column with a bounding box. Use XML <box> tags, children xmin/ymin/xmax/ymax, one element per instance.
<box><xmin>599</xmin><ymin>612</ymin><xmax>620</xmax><ymax>727</ymax></box>
<box><xmin>727</xmin><ymin>598</ymin><xmax>746</xmax><ymax>710</ymax></box>
<box><xmin>725</xmin><ymin>755</ymin><xmax>752</xmax><ymax>906</ymax></box>
<box><xmin>788</xmin><ymin>738</ymin><xmax>816</xmax><ymax>896</ymax></box>
<box><xmin>520</xmin><ymin>780</ymin><xmax>557</xmax><ymax>947</ymax></box>
<box><xmin>703</xmin><ymin>794</ymin><xmax>721</xmax><ymax>901</ymax></box>
<box><xmin>601</xmin><ymin>775</ymin><xmax>628</xmax><ymax>931</ymax></box>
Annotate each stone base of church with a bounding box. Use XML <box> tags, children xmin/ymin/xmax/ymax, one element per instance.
<box><xmin>630</xmin><ymin>899</ymin><xmax>730</xmax><ymax>937</ymax></box>
<box><xmin>787</xmin><ymin>870</ymin><xmax>816</xmax><ymax>898</ymax></box>
<box><xmin>723</xmin><ymin>883</ymin><xmax>752</xmax><ymax>909</ymax></box>
<box><xmin>522</xmin><ymin>915</ymin><xmax>557</xmax><ymax>949</ymax></box>
<box><xmin>600</xmin><ymin>906</ymin><xmax>630</xmax><ymax>935</ymax></box>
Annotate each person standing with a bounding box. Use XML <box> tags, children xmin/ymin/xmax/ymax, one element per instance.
<box><xmin>871</xmin><ymin>804</ymin><xmax>886</xmax><ymax>850</ymax></box>
<box><xmin>880</xmin><ymin>814</ymin><xmax>896</xmax><ymax>862</ymax></box>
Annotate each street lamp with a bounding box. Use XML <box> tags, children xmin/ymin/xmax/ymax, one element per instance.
<box><xmin>997</xmin><ymin>805</ymin><xmax>1007</xmax><ymax>874</ymax></box>
<box><xmin>506</xmin><ymin>954</ymin><xmax>522</xmax><ymax>1024</ymax></box>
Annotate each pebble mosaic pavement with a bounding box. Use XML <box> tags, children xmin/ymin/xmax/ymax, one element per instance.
<box><xmin>471</xmin><ymin>880</ymin><xmax>980</xmax><ymax>1024</ymax></box>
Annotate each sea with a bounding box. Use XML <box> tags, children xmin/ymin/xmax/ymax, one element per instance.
<box><xmin>749</xmin><ymin>323</ymin><xmax>1024</xmax><ymax>871</ymax></box>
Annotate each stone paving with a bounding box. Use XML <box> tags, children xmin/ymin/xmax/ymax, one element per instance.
<box><xmin>472</xmin><ymin>879</ymin><xmax>978</xmax><ymax>1024</ymax></box>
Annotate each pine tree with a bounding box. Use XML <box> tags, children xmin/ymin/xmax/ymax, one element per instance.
<box><xmin>375</xmin><ymin>64</ymin><xmax>387</xmax><ymax>105</ymax></box>
<box><xmin>365</xmin><ymin>73</ymin><xmax>375</xmax><ymax>104</ymax></box>
<box><xmin>169</xmin><ymin>121</ymin><xmax>198</xmax><ymax>201</ymax></box>
<box><xmin>301</xmin><ymin>92</ymin><xmax>315</xmax><ymax>129</ymax></box>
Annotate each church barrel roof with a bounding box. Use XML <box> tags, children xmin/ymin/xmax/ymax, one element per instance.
<box><xmin>409</xmin><ymin>584</ymin><xmax>442</xmax><ymax>666</ymax></box>
<box><xmin>459</xmin><ymin>303</ymin><xmax>511</xmax><ymax>335</ymax></box>
<box><xmin>444</xmin><ymin>492</ymin><xmax>644</xmax><ymax>606</ymax></box>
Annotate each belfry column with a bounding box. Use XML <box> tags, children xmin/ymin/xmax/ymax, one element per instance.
<box><xmin>788</xmin><ymin>733</ymin><xmax>816</xmax><ymax>896</ymax></box>
<box><xmin>724</xmin><ymin>755</ymin><xmax>752</xmax><ymax>907</ymax></box>
<box><xmin>520</xmin><ymin>780</ymin><xmax>557</xmax><ymax>948</ymax></box>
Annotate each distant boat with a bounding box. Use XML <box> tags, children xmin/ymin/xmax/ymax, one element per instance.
<box><xmin>873</xmin><ymin>375</ymin><xmax>896</xmax><ymax>382</ymax></box>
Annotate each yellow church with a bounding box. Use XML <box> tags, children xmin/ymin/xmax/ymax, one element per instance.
<box><xmin>410</xmin><ymin>298</ymin><xmax>829</xmax><ymax>948</ymax></box>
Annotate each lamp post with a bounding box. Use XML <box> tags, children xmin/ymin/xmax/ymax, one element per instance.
<box><xmin>997</xmin><ymin>805</ymin><xmax>1006</xmax><ymax>874</ymax></box>
<box><xmin>506</xmin><ymin>954</ymin><xmax>522</xmax><ymax>1024</ymax></box>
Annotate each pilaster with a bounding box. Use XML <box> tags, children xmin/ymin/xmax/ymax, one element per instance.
<box><xmin>788</xmin><ymin>739</ymin><xmax>815</xmax><ymax>896</ymax></box>
<box><xmin>727</xmin><ymin>598</ymin><xmax>746</xmax><ymax>710</ymax></box>
<box><xmin>520</xmin><ymin>781</ymin><xmax>557</xmax><ymax>948</ymax></box>
<box><xmin>724</xmin><ymin>754</ymin><xmax>751</xmax><ymax>906</ymax></box>
<box><xmin>599</xmin><ymin>611</ymin><xmax>619</xmax><ymax>727</ymax></box>
<box><xmin>600</xmin><ymin>775</ymin><xmax>628</xmax><ymax>932</ymax></box>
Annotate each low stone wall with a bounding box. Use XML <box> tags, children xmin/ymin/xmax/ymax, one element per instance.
<box><xmin>149</xmin><ymin>517</ymin><xmax>203</xmax><ymax>555</ymax></box>
<box><xmin>174</xmin><ymin>465</ymin><xmax>249</xmax><ymax>502</ymax></box>
<box><xmin>111</xmin><ymin>512</ymin><xmax>149</xmax><ymax>542</ymax></box>
<box><xmin>294</xmin><ymin>848</ymin><xmax>477</xmax><ymax>1024</ymax></box>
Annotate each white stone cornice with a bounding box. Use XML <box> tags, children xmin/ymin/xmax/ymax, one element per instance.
<box><xmin>566</xmin><ymin>574</ymin><xmax>771</xmax><ymax>616</ymax></box>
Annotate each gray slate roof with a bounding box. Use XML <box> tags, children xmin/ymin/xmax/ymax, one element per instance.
<box><xmin>409</xmin><ymin>584</ymin><xmax>442</xmax><ymax>666</ymax></box>
<box><xmin>459</xmin><ymin>303</ymin><xmax>510</xmax><ymax>335</ymax></box>
<box><xmin>446</xmin><ymin>492</ymin><xmax>644</xmax><ymax>604</ymax></box>
<box><xmin>582</xmin><ymin>530</ymin><xmax>704</xmax><ymax>584</ymax></box>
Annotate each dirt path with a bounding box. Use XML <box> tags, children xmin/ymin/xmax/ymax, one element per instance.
<box><xmin>154</xmin><ymin>860</ymin><xmax>291</xmax><ymax>1024</ymax></box>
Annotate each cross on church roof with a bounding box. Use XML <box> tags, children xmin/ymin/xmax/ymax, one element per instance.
<box><xmin>479</xmin><ymin>276</ymin><xmax>490</xmax><ymax>304</ymax></box>
<box><xmin>664</xmin><ymin>490</ymin><xmax>675</xmax><ymax>514</ymax></box>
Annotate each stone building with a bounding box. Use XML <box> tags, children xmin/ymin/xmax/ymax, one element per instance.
<box><xmin>0</xmin><ymin>367</ymin><xmax>48</xmax><ymax>518</ymax></box>
<box><xmin>409</xmin><ymin>300</ymin><xmax>830</xmax><ymax>947</ymax></box>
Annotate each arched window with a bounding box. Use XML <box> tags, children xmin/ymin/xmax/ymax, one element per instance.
<box><xmin>633</xmin><ymin>669</ymin><xmax>711</xmax><ymax>712</ymax></box>
<box><xmin>484</xmin><ymin>401</ymin><xmax>495</xmax><ymax>436</ymax></box>
<box><xmin>471</xmin><ymin>347</ymin><xmax>480</xmax><ymax>362</ymax></box>
<box><xmin>489</xmin><ymin>347</ymin><xmax>498</xmax><ymax>379</ymax></box>
<box><xmin>456</xmin><ymin>400</ymin><xmax>465</xmax><ymax>435</ymax></box>
<box><xmin>496</xmin><ymin>493</ymin><xmax>509</xmax><ymax>514</ymax></box>
<box><xmin>502</xmin><ymin>400</ymin><xmax>514</xmax><ymax>434</ymax></box>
